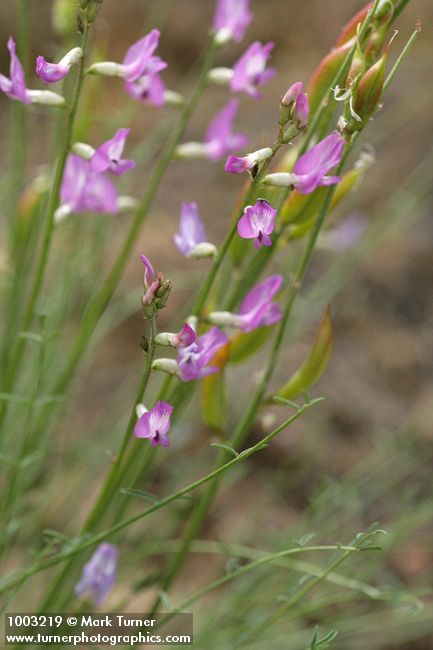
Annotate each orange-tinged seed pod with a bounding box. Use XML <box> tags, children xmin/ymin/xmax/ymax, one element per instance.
<box><xmin>228</xmin><ymin>327</ymin><xmax>273</xmax><ymax>364</ymax></box>
<box><xmin>335</xmin><ymin>3</ymin><xmax>372</xmax><ymax>47</ymax></box>
<box><xmin>307</xmin><ymin>38</ymin><xmax>355</xmax><ymax>115</ymax></box>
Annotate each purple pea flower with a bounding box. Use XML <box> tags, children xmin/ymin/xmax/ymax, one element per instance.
<box><xmin>155</xmin><ymin>323</ymin><xmax>197</xmax><ymax>349</ymax></box>
<box><xmin>205</xmin><ymin>99</ymin><xmax>249</xmax><ymax>161</ymax></box>
<box><xmin>281</xmin><ymin>81</ymin><xmax>309</xmax><ymax>129</ymax></box>
<box><xmin>230</xmin><ymin>41</ymin><xmax>276</xmax><ymax>99</ymax></box>
<box><xmin>36</xmin><ymin>47</ymin><xmax>83</xmax><ymax>84</ymax></box>
<box><xmin>174</xmin><ymin>202</ymin><xmax>206</xmax><ymax>256</ymax></box>
<box><xmin>75</xmin><ymin>543</ymin><xmax>118</xmax><ymax>606</ymax></box>
<box><xmin>122</xmin><ymin>30</ymin><xmax>167</xmax><ymax>106</ymax></box>
<box><xmin>237</xmin><ymin>199</ymin><xmax>277</xmax><ymax>248</ymax></box>
<box><xmin>213</xmin><ymin>0</ymin><xmax>252</xmax><ymax>43</ymax></box>
<box><xmin>0</xmin><ymin>36</ymin><xmax>30</xmax><ymax>104</ymax></box>
<box><xmin>134</xmin><ymin>401</ymin><xmax>174</xmax><ymax>447</ymax></box>
<box><xmin>209</xmin><ymin>275</ymin><xmax>283</xmax><ymax>333</ymax></box>
<box><xmin>225</xmin><ymin>147</ymin><xmax>273</xmax><ymax>174</ymax></box>
<box><xmin>292</xmin><ymin>132</ymin><xmax>345</xmax><ymax>193</ymax></box>
<box><xmin>177</xmin><ymin>327</ymin><xmax>228</xmax><ymax>382</ymax></box>
<box><xmin>90</xmin><ymin>128</ymin><xmax>135</xmax><ymax>176</ymax></box>
<box><xmin>59</xmin><ymin>154</ymin><xmax>118</xmax><ymax>216</ymax></box>
<box><xmin>264</xmin><ymin>133</ymin><xmax>345</xmax><ymax>194</ymax></box>
<box><xmin>237</xmin><ymin>276</ymin><xmax>283</xmax><ymax>331</ymax></box>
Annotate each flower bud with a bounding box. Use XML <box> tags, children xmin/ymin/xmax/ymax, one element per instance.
<box><xmin>152</xmin><ymin>358</ymin><xmax>180</xmax><ymax>375</ymax></box>
<box><xmin>163</xmin><ymin>90</ymin><xmax>185</xmax><ymax>107</ymax></box>
<box><xmin>26</xmin><ymin>90</ymin><xmax>66</xmax><ymax>107</ymax></box>
<box><xmin>188</xmin><ymin>242</ymin><xmax>218</xmax><ymax>259</ymax></box>
<box><xmin>262</xmin><ymin>172</ymin><xmax>296</xmax><ymax>188</ymax></box>
<box><xmin>72</xmin><ymin>142</ymin><xmax>95</xmax><ymax>159</ymax></box>
<box><xmin>208</xmin><ymin>67</ymin><xmax>234</xmax><ymax>85</ymax></box>
<box><xmin>87</xmin><ymin>61</ymin><xmax>125</xmax><ymax>77</ymax></box>
<box><xmin>155</xmin><ymin>279</ymin><xmax>172</xmax><ymax>309</ymax></box>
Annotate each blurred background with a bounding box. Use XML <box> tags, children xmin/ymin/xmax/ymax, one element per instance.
<box><xmin>1</xmin><ymin>1</ymin><xmax>432</xmax><ymax>648</ymax></box>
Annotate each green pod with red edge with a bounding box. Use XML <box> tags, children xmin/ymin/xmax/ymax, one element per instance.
<box><xmin>335</xmin><ymin>3</ymin><xmax>373</xmax><ymax>47</ymax></box>
<box><xmin>228</xmin><ymin>326</ymin><xmax>273</xmax><ymax>364</ymax></box>
<box><xmin>351</xmin><ymin>53</ymin><xmax>386</xmax><ymax>130</ymax></box>
<box><xmin>275</xmin><ymin>306</ymin><xmax>333</xmax><ymax>400</ymax></box>
<box><xmin>307</xmin><ymin>38</ymin><xmax>355</xmax><ymax>116</ymax></box>
<box><xmin>201</xmin><ymin>343</ymin><xmax>229</xmax><ymax>432</ymax></box>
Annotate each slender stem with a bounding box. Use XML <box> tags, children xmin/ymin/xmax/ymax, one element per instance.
<box><xmin>157</xmin><ymin>545</ymin><xmax>362</xmax><ymax>628</ymax></box>
<box><xmin>38</xmin><ymin>305</ymin><xmax>158</xmax><ymax>610</ymax></box>
<box><xmin>191</xmin><ymin>142</ymin><xmax>282</xmax><ymax>317</ymax></box>
<box><xmin>48</xmin><ymin>38</ymin><xmax>219</xmax><ymax>399</ymax></box>
<box><xmin>0</xmin><ymin>22</ymin><xmax>91</xmax><ymax>430</ymax></box>
<box><xmin>150</xmin><ymin>139</ymin><xmax>357</xmax><ymax>614</ymax></box>
<box><xmin>0</xmin><ymin>401</ymin><xmax>318</xmax><ymax>598</ymax></box>
<box><xmin>383</xmin><ymin>24</ymin><xmax>421</xmax><ymax>93</ymax></box>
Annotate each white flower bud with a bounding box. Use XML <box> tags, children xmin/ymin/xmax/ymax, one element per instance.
<box><xmin>154</xmin><ymin>332</ymin><xmax>177</xmax><ymax>347</ymax></box>
<box><xmin>135</xmin><ymin>403</ymin><xmax>148</xmax><ymax>418</ymax></box>
<box><xmin>27</xmin><ymin>90</ymin><xmax>66</xmax><ymax>107</ymax></box>
<box><xmin>87</xmin><ymin>61</ymin><xmax>125</xmax><ymax>78</ymax></box>
<box><xmin>262</xmin><ymin>172</ymin><xmax>296</xmax><ymax>188</ymax></box>
<box><xmin>72</xmin><ymin>142</ymin><xmax>95</xmax><ymax>159</ymax></box>
<box><xmin>208</xmin><ymin>67</ymin><xmax>234</xmax><ymax>85</ymax></box>
<box><xmin>208</xmin><ymin>311</ymin><xmax>239</xmax><ymax>327</ymax></box>
<box><xmin>152</xmin><ymin>358</ymin><xmax>180</xmax><ymax>375</ymax></box>
<box><xmin>163</xmin><ymin>90</ymin><xmax>185</xmax><ymax>107</ymax></box>
<box><xmin>60</xmin><ymin>47</ymin><xmax>83</xmax><ymax>68</ymax></box>
<box><xmin>214</xmin><ymin>27</ymin><xmax>232</xmax><ymax>46</ymax></box>
<box><xmin>188</xmin><ymin>242</ymin><xmax>217</xmax><ymax>259</ymax></box>
<box><xmin>54</xmin><ymin>204</ymin><xmax>72</xmax><ymax>224</ymax></box>
<box><xmin>175</xmin><ymin>142</ymin><xmax>210</xmax><ymax>159</ymax></box>
<box><xmin>117</xmin><ymin>196</ymin><xmax>139</xmax><ymax>212</ymax></box>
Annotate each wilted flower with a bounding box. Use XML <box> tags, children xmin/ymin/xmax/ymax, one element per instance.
<box><xmin>209</xmin><ymin>275</ymin><xmax>283</xmax><ymax>333</ymax></box>
<box><xmin>36</xmin><ymin>47</ymin><xmax>83</xmax><ymax>83</ymax></box>
<box><xmin>141</xmin><ymin>254</ymin><xmax>161</xmax><ymax>305</ymax></box>
<box><xmin>0</xmin><ymin>36</ymin><xmax>30</xmax><ymax>103</ymax></box>
<box><xmin>174</xmin><ymin>202</ymin><xmax>216</xmax><ymax>258</ymax></box>
<box><xmin>134</xmin><ymin>401</ymin><xmax>174</xmax><ymax>447</ymax></box>
<box><xmin>264</xmin><ymin>133</ymin><xmax>345</xmax><ymax>194</ymax></box>
<box><xmin>177</xmin><ymin>327</ymin><xmax>228</xmax><ymax>381</ymax></box>
<box><xmin>87</xmin><ymin>29</ymin><xmax>167</xmax><ymax>107</ymax></box>
<box><xmin>205</xmin><ymin>99</ymin><xmax>249</xmax><ymax>160</ymax></box>
<box><xmin>57</xmin><ymin>154</ymin><xmax>118</xmax><ymax>220</ymax></box>
<box><xmin>213</xmin><ymin>0</ymin><xmax>252</xmax><ymax>44</ymax></box>
<box><xmin>75</xmin><ymin>543</ymin><xmax>118</xmax><ymax>606</ymax></box>
<box><xmin>237</xmin><ymin>198</ymin><xmax>277</xmax><ymax>248</ymax></box>
<box><xmin>230</xmin><ymin>41</ymin><xmax>275</xmax><ymax>98</ymax></box>
<box><xmin>225</xmin><ymin>147</ymin><xmax>273</xmax><ymax>174</ymax></box>
<box><xmin>90</xmin><ymin>128</ymin><xmax>135</xmax><ymax>176</ymax></box>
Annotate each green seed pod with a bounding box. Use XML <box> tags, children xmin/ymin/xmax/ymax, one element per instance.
<box><xmin>275</xmin><ymin>306</ymin><xmax>333</xmax><ymax>400</ymax></box>
<box><xmin>350</xmin><ymin>53</ymin><xmax>386</xmax><ymax>131</ymax></box>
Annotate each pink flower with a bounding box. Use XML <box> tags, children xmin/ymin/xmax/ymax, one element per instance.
<box><xmin>205</xmin><ymin>99</ymin><xmax>248</xmax><ymax>161</ymax></box>
<box><xmin>0</xmin><ymin>36</ymin><xmax>30</xmax><ymax>104</ymax></box>
<box><xmin>60</xmin><ymin>154</ymin><xmax>118</xmax><ymax>214</ymax></box>
<box><xmin>174</xmin><ymin>202</ymin><xmax>207</xmax><ymax>257</ymax></box>
<box><xmin>172</xmin><ymin>324</ymin><xmax>196</xmax><ymax>348</ymax></box>
<box><xmin>122</xmin><ymin>30</ymin><xmax>167</xmax><ymax>106</ymax></box>
<box><xmin>75</xmin><ymin>543</ymin><xmax>118</xmax><ymax>606</ymax></box>
<box><xmin>225</xmin><ymin>147</ymin><xmax>273</xmax><ymax>175</ymax></box>
<box><xmin>36</xmin><ymin>47</ymin><xmax>82</xmax><ymax>84</ymax></box>
<box><xmin>213</xmin><ymin>0</ymin><xmax>252</xmax><ymax>43</ymax></box>
<box><xmin>236</xmin><ymin>275</ymin><xmax>283</xmax><ymax>332</ymax></box>
<box><xmin>90</xmin><ymin>128</ymin><xmax>135</xmax><ymax>176</ymax></box>
<box><xmin>134</xmin><ymin>401</ymin><xmax>174</xmax><ymax>447</ymax></box>
<box><xmin>177</xmin><ymin>327</ymin><xmax>228</xmax><ymax>382</ymax></box>
<box><xmin>230</xmin><ymin>41</ymin><xmax>275</xmax><ymax>99</ymax></box>
<box><xmin>237</xmin><ymin>198</ymin><xmax>277</xmax><ymax>248</ymax></box>
<box><xmin>292</xmin><ymin>132</ymin><xmax>344</xmax><ymax>194</ymax></box>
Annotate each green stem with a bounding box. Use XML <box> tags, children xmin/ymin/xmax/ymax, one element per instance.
<box><xmin>48</xmin><ymin>38</ymin><xmax>219</xmax><ymax>400</ymax></box>
<box><xmin>191</xmin><ymin>143</ymin><xmax>282</xmax><ymax>317</ymax></box>
<box><xmin>0</xmin><ymin>21</ymin><xmax>92</xmax><ymax>431</ymax></box>
<box><xmin>0</xmin><ymin>401</ymin><xmax>318</xmax><ymax>598</ymax></box>
<box><xmin>39</xmin><ymin>306</ymin><xmax>158</xmax><ymax>610</ymax></box>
